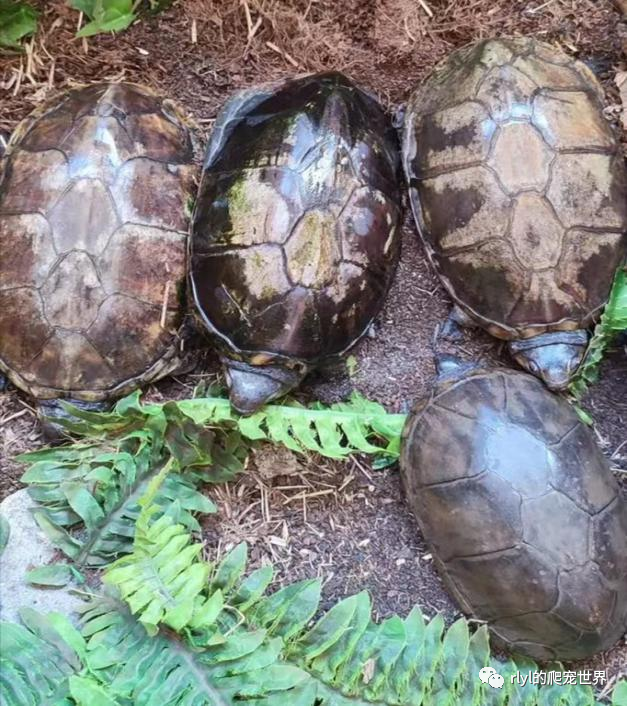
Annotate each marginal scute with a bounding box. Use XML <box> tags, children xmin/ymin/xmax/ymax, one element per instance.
<box><xmin>489</xmin><ymin>123</ymin><xmax>552</xmax><ymax>193</ymax></box>
<box><xmin>509</xmin><ymin>193</ymin><xmax>563</xmax><ymax>270</ymax></box>
<box><xmin>41</xmin><ymin>251</ymin><xmax>106</xmax><ymax>329</ymax></box>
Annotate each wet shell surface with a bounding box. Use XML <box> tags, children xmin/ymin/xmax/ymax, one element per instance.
<box><xmin>190</xmin><ymin>71</ymin><xmax>401</xmax><ymax>366</ymax></box>
<box><xmin>402</xmin><ymin>37</ymin><xmax>627</xmax><ymax>339</ymax></box>
<box><xmin>0</xmin><ymin>83</ymin><xmax>196</xmax><ymax>401</ymax></box>
<box><xmin>400</xmin><ymin>367</ymin><xmax>627</xmax><ymax>660</ymax></box>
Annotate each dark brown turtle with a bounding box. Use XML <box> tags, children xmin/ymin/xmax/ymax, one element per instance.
<box><xmin>0</xmin><ymin>83</ymin><xmax>196</xmax><ymax>425</ymax></box>
<box><xmin>402</xmin><ymin>37</ymin><xmax>627</xmax><ymax>391</ymax></box>
<box><xmin>401</xmin><ymin>357</ymin><xmax>627</xmax><ymax>660</ymax></box>
<box><xmin>190</xmin><ymin>72</ymin><xmax>401</xmax><ymax>414</ymax></box>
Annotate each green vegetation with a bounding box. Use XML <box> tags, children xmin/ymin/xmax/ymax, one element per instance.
<box><xmin>0</xmin><ymin>0</ymin><xmax>37</xmax><ymax>48</ymax></box>
<box><xmin>571</xmin><ymin>267</ymin><xmax>627</xmax><ymax>398</ymax></box>
<box><xmin>3</xmin><ymin>474</ymin><xmax>625</xmax><ymax>705</ymax></box>
<box><xmin>0</xmin><ymin>0</ymin><xmax>174</xmax><ymax>46</ymax></box>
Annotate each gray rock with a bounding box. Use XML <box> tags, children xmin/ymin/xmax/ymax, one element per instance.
<box><xmin>0</xmin><ymin>489</ymin><xmax>83</xmax><ymax>623</ymax></box>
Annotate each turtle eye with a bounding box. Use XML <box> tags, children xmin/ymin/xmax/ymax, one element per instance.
<box><xmin>527</xmin><ymin>360</ymin><xmax>540</xmax><ymax>376</ymax></box>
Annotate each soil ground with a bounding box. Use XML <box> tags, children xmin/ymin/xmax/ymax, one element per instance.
<box><xmin>1</xmin><ymin>0</ymin><xmax>626</xmax><ymax>691</ymax></box>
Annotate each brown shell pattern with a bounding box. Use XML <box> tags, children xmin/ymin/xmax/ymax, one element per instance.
<box><xmin>191</xmin><ymin>73</ymin><xmax>401</xmax><ymax>365</ymax></box>
<box><xmin>0</xmin><ymin>83</ymin><xmax>197</xmax><ymax>400</ymax></box>
<box><xmin>403</xmin><ymin>38</ymin><xmax>627</xmax><ymax>338</ymax></box>
<box><xmin>401</xmin><ymin>369</ymin><xmax>627</xmax><ymax>661</ymax></box>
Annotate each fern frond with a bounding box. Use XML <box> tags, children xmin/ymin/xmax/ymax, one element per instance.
<box><xmin>19</xmin><ymin>434</ymin><xmax>216</xmax><ymax>567</ymax></box>
<box><xmin>99</xmin><ymin>507</ymin><xmax>622</xmax><ymax>706</ymax></box>
<box><xmin>571</xmin><ymin>266</ymin><xmax>627</xmax><ymax>398</ymax></box>
<box><xmin>0</xmin><ymin>609</ymin><xmax>85</xmax><ymax>705</ymax></box>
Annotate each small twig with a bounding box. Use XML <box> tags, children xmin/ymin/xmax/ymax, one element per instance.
<box><xmin>191</xmin><ymin>18</ymin><xmax>197</xmax><ymax>44</ymax></box>
<box><xmin>0</xmin><ymin>409</ymin><xmax>28</xmax><ymax>427</ymax></box>
<box><xmin>160</xmin><ymin>281</ymin><xmax>172</xmax><ymax>329</ymax></box>
<box><xmin>417</xmin><ymin>0</ymin><xmax>434</xmax><ymax>18</ymax></box>
<box><xmin>265</xmin><ymin>41</ymin><xmax>300</xmax><ymax>68</ymax></box>
<box><xmin>283</xmin><ymin>488</ymin><xmax>334</xmax><ymax>505</ymax></box>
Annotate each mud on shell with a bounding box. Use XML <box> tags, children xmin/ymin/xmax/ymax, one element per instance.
<box><xmin>402</xmin><ymin>37</ymin><xmax>627</xmax><ymax>391</ymax></box>
<box><xmin>191</xmin><ymin>71</ymin><xmax>402</xmax><ymax>413</ymax></box>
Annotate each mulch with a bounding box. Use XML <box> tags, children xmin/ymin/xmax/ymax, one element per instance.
<box><xmin>1</xmin><ymin>0</ymin><xmax>626</xmax><ymax>688</ymax></box>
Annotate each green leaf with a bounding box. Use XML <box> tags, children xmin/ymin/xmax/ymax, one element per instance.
<box><xmin>0</xmin><ymin>513</ymin><xmax>10</xmax><ymax>555</ymax></box>
<box><xmin>0</xmin><ymin>0</ymin><xmax>37</xmax><ymax>48</ymax></box>
<box><xmin>25</xmin><ymin>563</ymin><xmax>74</xmax><ymax>587</ymax></box>
<box><xmin>69</xmin><ymin>675</ymin><xmax>121</xmax><ymax>706</ymax></box>
<box><xmin>571</xmin><ymin>266</ymin><xmax>627</xmax><ymax>397</ymax></box>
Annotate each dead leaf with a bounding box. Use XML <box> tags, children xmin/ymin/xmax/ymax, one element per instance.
<box><xmin>362</xmin><ymin>658</ymin><xmax>376</xmax><ymax>684</ymax></box>
<box><xmin>251</xmin><ymin>443</ymin><xmax>301</xmax><ymax>480</ymax></box>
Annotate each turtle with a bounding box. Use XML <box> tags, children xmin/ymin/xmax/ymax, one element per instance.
<box><xmin>402</xmin><ymin>37</ymin><xmax>627</xmax><ymax>391</ymax></box>
<box><xmin>400</xmin><ymin>356</ymin><xmax>627</xmax><ymax>661</ymax></box>
<box><xmin>190</xmin><ymin>71</ymin><xmax>401</xmax><ymax>414</ymax></box>
<box><xmin>0</xmin><ymin>82</ymin><xmax>197</xmax><ymax>429</ymax></box>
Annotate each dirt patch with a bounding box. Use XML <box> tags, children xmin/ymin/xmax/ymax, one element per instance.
<box><xmin>1</xmin><ymin>0</ymin><xmax>626</xmax><ymax>686</ymax></box>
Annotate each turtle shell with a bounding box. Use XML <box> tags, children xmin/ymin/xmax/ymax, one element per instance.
<box><xmin>190</xmin><ymin>72</ymin><xmax>401</xmax><ymax>365</ymax></box>
<box><xmin>0</xmin><ymin>83</ymin><xmax>196</xmax><ymax>401</ymax></box>
<box><xmin>400</xmin><ymin>367</ymin><xmax>627</xmax><ymax>660</ymax></box>
<box><xmin>402</xmin><ymin>38</ymin><xmax>627</xmax><ymax>339</ymax></box>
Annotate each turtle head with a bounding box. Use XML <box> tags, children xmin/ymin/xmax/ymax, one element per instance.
<box><xmin>508</xmin><ymin>330</ymin><xmax>588</xmax><ymax>391</ymax></box>
<box><xmin>224</xmin><ymin>359</ymin><xmax>307</xmax><ymax>415</ymax></box>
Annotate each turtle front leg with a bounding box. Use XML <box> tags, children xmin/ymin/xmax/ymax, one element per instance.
<box><xmin>37</xmin><ymin>398</ymin><xmax>110</xmax><ymax>442</ymax></box>
<box><xmin>440</xmin><ymin>305</ymin><xmax>476</xmax><ymax>341</ymax></box>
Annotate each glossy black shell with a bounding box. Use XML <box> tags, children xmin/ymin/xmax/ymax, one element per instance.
<box><xmin>190</xmin><ymin>72</ymin><xmax>401</xmax><ymax>365</ymax></box>
<box><xmin>400</xmin><ymin>368</ymin><xmax>627</xmax><ymax>661</ymax></box>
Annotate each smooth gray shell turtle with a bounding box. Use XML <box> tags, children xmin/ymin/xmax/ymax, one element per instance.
<box><xmin>190</xmin><ymin>72</ymin><xmax>401</xmax><ymax>414</ymax></box>
<box><xmin>401</xmin><ymin>358</ymin><xmax>627</xmax><ymax>660</ymax></box>
<box><xmin>402</xmin><ymin>37</ymin><xmax>627</xmax><ymax>391</ymax></box>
